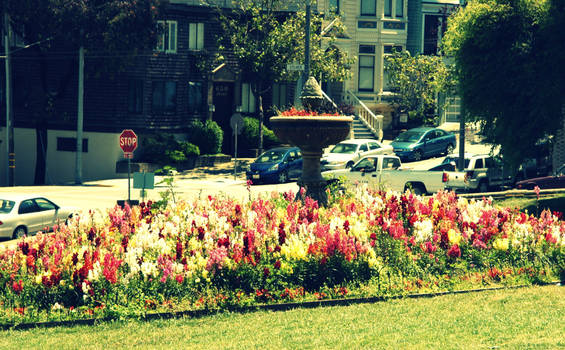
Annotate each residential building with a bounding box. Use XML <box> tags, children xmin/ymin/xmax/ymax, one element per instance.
<box><xmin>0</xmin><ymin>1</ymin><xmax>294</xmax><ymax>185</ymax></box>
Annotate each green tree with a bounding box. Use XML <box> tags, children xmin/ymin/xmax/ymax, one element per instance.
<box><xmin>384</xmin><ymin>51</ymin><xmax>456</xmax><ymax>126</ymax></box>
<box><xmin>2</xmin><ymin>0</ymin><xmax>162</xmax><ymax>184</ymax></box>
<box><xmin>213</xmin><ymin>0</ymin><xmax>353</xmax><ymax>152</ymax></box>
<box><xmin>442</xmin><ymin>0</ymin><xmax>565</xmax><ymax>168</ymax></box>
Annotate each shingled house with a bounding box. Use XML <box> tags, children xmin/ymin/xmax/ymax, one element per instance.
<box><xmin>0</xmin><ymin>1</ymin><xmax>296</xmax><ymax>185</ymax></box>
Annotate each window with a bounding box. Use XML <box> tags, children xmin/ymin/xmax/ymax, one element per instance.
<box><xmin>35</xmin><ymin>198</ymin><xmax>56</xmax><ymax>211</ymax></box>
<box><xmin>156</xmin><ymin>20</ymin><xmax>177</xmax><ymax>53</ymax></box>
<box><xmin>128</xmin><ymin>80</ymin><xmax>143</xmax><ymax>114</ymax></box>
<box><xmin>383</xmin><ymin>45</ymin><xmax>403</xmax><ymax>91</ymax></box>
<box><xmin>360</xmin><ymin>0</ymin><xmax>376</xmax><ymax>16</ymax></box>
<box><xmin>329</xmin><ymin>0</ymin><xmax>340</xmax><ymax>13</ymax></box>
<box><xmin>396</xmin><ymin>0</ymin><xmax>404</xmax><ymax>18</ymax></box>
<box><xmin>475</xmin><ymin>159</ymin><xmax>484</xmax><ymax>169</ymax></box>
<box><xmin>383</xmin><ymin>158</ymin><xmax>400</xmax><ymax>169</ymax></box>
<box><xmin>18</xmin><ymin>200</ymin><xmax>38</xmax><ymax>214</ymax></box>
<box><xmin>188</xmin><ymin>81</ymin><xmax>204</xmax><ymax>114</ymax></box>
<box><xmin>384</xmin><ymin>0</ymin><xmax>404</xmax><ymax>18</ymax></box>
<box><xmin>272</xmin><ymin>83</ymin><xmax>290</xmax><ymax>109</ymax></box>
<box><xmin>57</xmin><ymin>138</ymin><xmax>88</xmax><ymax>152</ymax></box>
<box><xmin>152</xmin><ymin>81</ymin><xmax>177</xmax><ymax>114</ymax></box>
<box><xmin>358</xmin><ymin>45</ymin><xmax>375</xmax><ymax>92</ymax></box>
<box><xmin>188</xmin><ymin>22</ymin><xmax>204</xmax><ymax>50</ymax></box>
<box><xmin>368</xmin><ymin>142</ymin><xmax>381</xmax><ymax>150</ymax></box>
<box><xmin>359</xmin><ymin>144</ymin><xmax>368</xmax><ymax>152</ymax></box>
<box><xmin>384</xmin><ymin>0</ymin><xmax>391</xmax><ymax>17</ymax></box>
<box><xmin>241</xmin><ymin>83</ymin><xmax>256</xmax><ymax>113</ymax></box>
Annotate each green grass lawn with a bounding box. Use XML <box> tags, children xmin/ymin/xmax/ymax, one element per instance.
<box><xmin>1</xmin><ymin>285</ymin><xmax>563</xmax><ymax>349</ymax></box>
<box><xmin>495</xmin><ymin>195</ymin><xmax>565</xmax><ymax>215</ymax></box>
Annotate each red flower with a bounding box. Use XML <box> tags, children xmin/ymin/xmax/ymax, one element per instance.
<box><xmin>274</xmin><ymin>260</ymin><xmax>281</xmax><ymax>269</ymax></box>
<box><xmin>447</xmin><ymin>244</ymin><xmax>461</xmax><ymax>259</ymax></box>
<box><xmin>279</xmin><ymin>106</ymin><xmax>340</xmax><ymax>117</ymax></box>
<box><xmin>12</xmin><ymin>280</ymin><xmax>23</xmax><ymax>295</ymax></box>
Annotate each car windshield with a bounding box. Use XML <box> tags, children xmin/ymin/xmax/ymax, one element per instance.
<box><xmin>256</xmin><ymin>150</ymin><xmax>287</xmax><ymax>163</ymax></box>
<box><xmin>442</xmin><ymin>157</ymin><xmax>470</xmax><ymax>168</ymax></box>
<box><xmin>394</xmin><ymin>131</ymin><xmax>423</xmax><ymax>143</ymax></box>
<box><xmin>0</xmin><ymin>199</ymin><xmax>15</xmax><ymax>214</ymax></box>
<box><xmin>330</xmin><ymin>143</ymin><xmax>357</xmax><ymax>154</ymax></box>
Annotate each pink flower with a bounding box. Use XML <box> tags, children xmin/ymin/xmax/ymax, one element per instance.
<box><xmin>534</xmin><ymin>186</ymin><xmax>540</xmax><ymax>200</ymax></box>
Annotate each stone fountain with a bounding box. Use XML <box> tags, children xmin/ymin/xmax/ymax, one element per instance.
<box><xmin>270</xmin><ymin>77</ymin><xmax>352</xmax><ymax>206</ymax></box>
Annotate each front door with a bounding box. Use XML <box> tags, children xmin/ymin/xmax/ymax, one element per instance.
<box><xmin>213</xmin><ymin>82</ymin><xmax>235</xmax><ymax>155</ymax></box>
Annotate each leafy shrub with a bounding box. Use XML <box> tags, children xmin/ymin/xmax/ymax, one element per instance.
<box><xmin>139</xmin><ymin>133</ymin><xmax>178</xmax><ymax>163</ymax></box>
<box><xmin>239</xmin><ymin>117</ymin><xmax>280</xmax><ymax>153</ymax></box>
<box><xmin>180</xmin><ymin>141</ymin><xmax>200</xmax><ymax>157</ymax></box>
<box><xmin>140</xmin><ymin>133</ymin><xmax>200</xmax><ymax>165</ymax></box>
<box><xmin>189</xmin><ymin>120</ymin><xmax>223</xmax><ymax>155</ymax></box>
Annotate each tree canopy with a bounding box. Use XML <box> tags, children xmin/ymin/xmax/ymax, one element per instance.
<box><xmin>1</xmin><ymin>0</ymin><xmax>162</xmax><ymax>184</ymax></box>
<box><xmin>442</xmin><ymin>0</ymin><xmax>565</xmax><ymax>167</ymax></box>
<box><xmin>214</xmin><ymin>0</ymin><xmax>354</xmax><ymax>150</ymax></box>
<box><xmin>2</xmin><ymin>0</ymin><xmax>162</xmax><ymax>73</ymax></box>
<box><xmin>385</xmin><ymin>51</ymin><xmax>455</xmax><ymax>126</ymax></box>
<box><xmin>216</xmin><ymin>0</ymin><xmax>353</xmax><ymax>93</ymax></box>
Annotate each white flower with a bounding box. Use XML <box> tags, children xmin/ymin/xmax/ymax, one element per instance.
<box><xmin>140</xmin><ymin>261</ymin><xmax>158</xmax><ymax>280</ymax></box>
<box><xmin>413</xmin><ymin>218</ymin><xmax>434</xmax><ymax>243</ymax></box>
<box><xmin>82</xmin><ymin>281</ymin><xmax>91</xmax><ymax>294</ymax></box>
<box><xmin>87</xmin><ymin>261</ymin><xmax>101</xmax><ymax>282</ymax></box>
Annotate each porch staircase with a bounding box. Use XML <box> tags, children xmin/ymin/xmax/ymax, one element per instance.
<box><xmin>352</xmin><ymin>115</ymin><xmax>377</xmax><ymax>139</ymax></box>
<box><xmin>321</xmin><ymin>89</ymin><xmax>384</xmax><ymax>141</ymax></box>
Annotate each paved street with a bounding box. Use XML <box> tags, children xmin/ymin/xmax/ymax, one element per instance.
<box><xmin>0</xmin><ymin>128</ymin><xmax>491</xmax><ymax>213</ymax></box>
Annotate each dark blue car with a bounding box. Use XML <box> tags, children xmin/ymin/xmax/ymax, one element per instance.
<box><xmin>246</xmin><ymin>147</ymin><xmax>302</xmax><ymax>184</ymax></box>
<box><xmin>391</xmin><ymin>127</ymin><xmax>456</xmax><ymax>162</ymax></box>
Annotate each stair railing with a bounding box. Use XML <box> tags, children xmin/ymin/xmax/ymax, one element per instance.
<box><xmin>321</xmin><ymin>89</ymin><xmax>354</xmax><ymax>139</ymax></box>
<box><xmin>346</xmin><ymin>90</ymin><xmax>384</xmax><ymax>141</ymax></box>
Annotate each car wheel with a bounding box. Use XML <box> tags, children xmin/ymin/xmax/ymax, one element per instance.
<box><xmin>12</xmin><ymin>226</ymin><xmax>27</xmax><ymax>240</ymax></box>
<box><xmin>345</xmin><ymin>161</ymin><xmax>354</xmax><ymax>169</ymax></box>
<box><xmin>445</xmin><ymin>144</ymin><xmax>454</xmax><ymax>155</ymax></box>
<box><xmin>413</xmin><ymin>150</ymin><xmax>423</xmax><ymax>162</ymax></box>
<box><xmin>478</xmin><ymin>180</ymin><xmax>489</xmax><ymax>193</ymax></box>
<box><xmin>278</xmin><ymin>171</ymin><xmax>289</xmax><ymax>184</ymax></box>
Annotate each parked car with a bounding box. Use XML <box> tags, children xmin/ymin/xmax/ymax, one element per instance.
<box><xmin>515</xmin><ymin>164</ymin><xmax>565</xmax><ymax>190</ymax></box>
<box><xmin>323</xmin><ymin>154</ymin><xmax>451</xmax><ymax>195</ymax></box>
<box><xmin>321</xmin><ymin>138</ymin><xmax>393</xmax><ymax>171</ymax></box>
<box><xmin>439</xmin><ymin>153</ymin><xmax>515</xmax><ymax>192</ymax></box>
<box><xmin>0</xmin><ymin>196</ymin><xmax>76</xmax><ymax>239</ymax></box>
<box><xmin>391</xmin><ymin>127</ymin><xmax>456</xmax><ymax>162</ymax></box>
<box><xmin>246</xmin><ymin>147</ymin><xmax>302</xmax><ymax>184</ymax></box>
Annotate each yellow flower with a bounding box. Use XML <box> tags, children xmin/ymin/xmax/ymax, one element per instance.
<box><xmin>493</xmin><ymin>238</ymin><xmax>509</xmax><ymax>251</ymax></box>
<box><xmin>447</xmin><ymin>228</ymin><xmax>462</xmax><ymax>245</ymax></box>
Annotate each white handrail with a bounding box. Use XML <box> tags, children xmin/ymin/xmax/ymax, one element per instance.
<box><xmin>347</xmin><ymin>90</ymin><xmax>384</xmax><ymax>141</ymax></box>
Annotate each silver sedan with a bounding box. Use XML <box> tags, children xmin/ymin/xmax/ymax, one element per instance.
<box><xmin>0</xmin><ymin>196</ymin><xmax>76</xmax><ymax>239</ymax></box>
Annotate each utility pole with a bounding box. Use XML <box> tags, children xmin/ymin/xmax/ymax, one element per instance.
<box><xmin>75</xmin><ymin>41</ymin><xmax>84</xmax><ymax>184</ymax></box>
<box><xmin>4</xmin><ymin>12</ymin><xmax>14</xmax><ymax>186</ymax></box>
<box><xmin>303</xmin><ymin>1</ymin><xmax>311</xmax><ymax>83</ymax></box>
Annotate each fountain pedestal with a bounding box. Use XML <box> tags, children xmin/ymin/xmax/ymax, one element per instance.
<box><xmin>270</xmin><ymin>115</ymin><xmax>352</xmax><ymax>206</ymax></box>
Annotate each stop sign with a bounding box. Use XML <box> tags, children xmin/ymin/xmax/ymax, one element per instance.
<box><xmin>119</xmin><ymin>129</ymin><xmax>138</xmax><ymax>154</ymax></box>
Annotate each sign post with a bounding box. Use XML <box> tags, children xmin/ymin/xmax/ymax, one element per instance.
<box><xmin>119</xmin><ymin>129</ymin><xmax>138</xmax><ymax>204</ymax></box>
<box><xmin>230</xmin><ymin>112</ymin><xmax>244</xmax><ymax>180</ymax></box>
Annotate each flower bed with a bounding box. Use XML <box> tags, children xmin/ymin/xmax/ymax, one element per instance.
<box><xmin>0</xmin><ymin>186</ymin><xmax>563</xmax><ymax>323</ymax></box>
<box><xmin>279</xmin><ymin>107</ymin><xmax>340</xmax><ymax>117</ymax></box>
